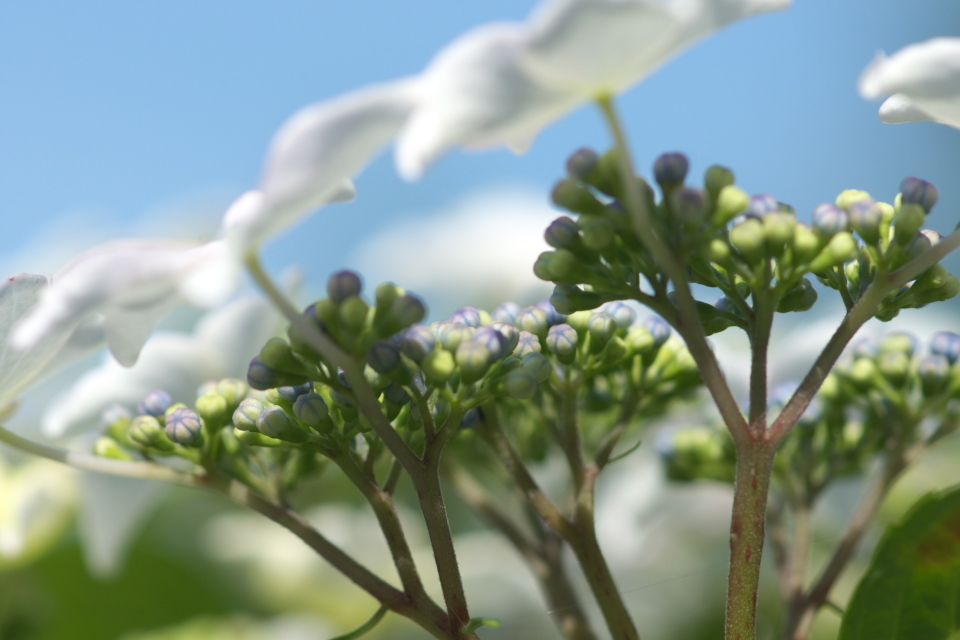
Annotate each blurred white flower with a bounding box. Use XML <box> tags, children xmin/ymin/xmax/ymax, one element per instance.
<box><xmin>396</xmin><ymin>0</ymin><xmax>791</xmax><ymax>179</ymax></box>
<box><xmin>225</xmin><ymin>80</ymin><xmax>420</xmax><ymax>250</ymax></box>
<box><xmin>0</xmin><ymin>456</ymin><xmax>77</xmax><ymax>567</ymax></box>
<box><xmin>0</xmin><ymin>273</ymin><xmax>106</xmax><ymax>412</ymax></box>
<box><xmin>859</xmin><ymin>37</ymin><xmax>960</xmax><ymax>130</ymax></box>
<box><xmin>43</xmin><ymin>295</ymin><xmax>280</xmax><ymax>437</ymax></box>
<box><xmin>351</xmin><ymin>188</ymin><xmax>556</xmax><ymax>316</ymax></box>
<box><xmin>12</xmin><ymin>239</ymin><xmax>237</xmax><ymax>368</ymax></box>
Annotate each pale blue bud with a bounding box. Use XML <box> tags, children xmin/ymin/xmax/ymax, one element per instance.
<box><xmin>516</xmin><ymin>307</ymin><xmax>549</xmax><ymax>337</ymax></box>
<box><xmin>165</xmin><ymin>407</ymin><xmax>202</xmax><ymax>445</ymax></box>
<box><xmin>900</xmin><ymin>177</ymin><xmax>939</xmax><ymax>214</ymax></box>
<box><xmin>328</xmin><ymin>270</ymin><xmax>363</xmax><ymax>303</ymax></box>
<box><xmin>489</xmin><ymin>322</ymin><xmax>519</xmax><ymax>354</ymax></box>
<box><xmin>233</xmin><ymin>398</ymin><xmax>264</xmax><ymax>432</ymax></box>
<box><xmin>930</xmin><ymin>331</ymin><xmax>960</xmax><ymax>365</ymax></box>
<box><xmin>514</xmin><ymin>331</ymin><xmax>541</xmax><ymax>357</ymax></box>
<box><xmin>472</xmin><ymin>326</ymin><xmax>508</xmax><ymax>360</ymax></box>
<box><xmin>748</xmin><ymin>194</ymin><xmax>779</xmax><ymax>218</ymax></box>
<box><xmin>812</xmin><ymin>203</ymin><xmax>848</xmax><ymax>235</ymax></box>
<box><xmin>401</xmin><ymin>324</ymin><xmax>436</xmax><ymax>362</ymax></box>
<box><xmin>653</xmin><ymin>152</ymin><xmax>689</xmax><ymax>186</ymax></box>
<box><xmin>546</xmin><ymin>324</ymin><xmax>578</xmax><ymax>363</ymax></box>
<box><xmin>138</xmin><ymin>390</ymin><xmax>173</xmax><ymax>418</ymax></box>
<box><xmin>278</xmin><ymin>382</ymin><xmax>313</xmax><ymax>403</ymax></box>
<box><xmin>448</xmin><ymin>307</ymin><xmax>482</xmax><ymax>327</ymax></box>
<box><xmin>491</xmin><ymin>302</ymin><xmax>521</xmax><ymax>325</ymax></box>
<box><xmin>293</xmin><ymin>392</ymin><xmax>329</xmax><ymax>429</ymax></box>
<box><xmin>602</xmin><ymin>301</ymin><xmax>637</xmax><ymax>329</ymax></box>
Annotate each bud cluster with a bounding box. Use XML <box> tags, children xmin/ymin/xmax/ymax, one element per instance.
<box><xmin>545</xmin><ymin>148</ymin><xmax>957</xmax><ymax>335</ymax></box>
<box><xmin>659</xmin><ymin>331</ymin><xmax>960</xmax><ymax>497</ymax></box>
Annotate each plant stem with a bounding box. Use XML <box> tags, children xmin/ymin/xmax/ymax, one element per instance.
<box><xmin>786</xmin><ymin>452</ymin><xmax>907</xmax><ymax>640</ymax></box>
<box><xmin>748</xmin><ymin>283</ymin><xmax>776</xmax><ymax>430</ymax></box>
<box><xmin>595</xmin><ymin>96</ymin><xmax>748</xmax><ymax>442</ymax></box>
<box><xmin>448</xmin><ymin>466</ymin><xmax>598</xmax><ymax>640</ymax></box>
<box><xmin>725</xmin><ymin>442</ymin><xmax>776</xmax><ymax>640</ymax></box>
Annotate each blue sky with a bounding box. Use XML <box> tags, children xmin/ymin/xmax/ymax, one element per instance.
<box><xmin>0</xmin><ymin>1</ymin><xmax>958</xmax><ymax>304</ymax></box>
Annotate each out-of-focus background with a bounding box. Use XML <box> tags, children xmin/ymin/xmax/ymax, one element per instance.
<box><xmin>0</xmin><ymin>1</ymin><xmax>958</xmax><ymax>639</ymax></box>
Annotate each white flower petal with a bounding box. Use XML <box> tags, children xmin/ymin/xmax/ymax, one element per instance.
<box><xmin>859</xmin><ymin>37</ymin><xmax>960</xmax><ymax>130</ymax></box>
<box><xmin>12</xmin><ymin>239</ymin><xmax>237</xmax><ymax>368</ymax></box>
<box><xmin>396</xmin><ymin>23</ymin><xmax>578</xmax><ymax>180</ymax></box>
<box><xmin>0</xmin><ymin>274</ymin><xmax>105</xmax><ymax>409</ymax></box>
<box><xmin>43</xmin><ymin>295</ymin><xmax>279</xmax><ymax>437</ymax></box>
<box><xmin>878</xmin><ymin>94</ymin><xmax>936</xmax><ymax>125</ymax></box>
<box><xmin>239</xmin><ymin>79</ymin><xmax>420</xmax><ymax>248</ymax></box>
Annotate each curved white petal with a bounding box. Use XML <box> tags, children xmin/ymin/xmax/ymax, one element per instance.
<box><xmin>859</xmin><ymin>37</ymin><xmax>960</xmax><ymax>130</ymax></box>
<box><xmin>396</xmin><ymin>23</ymin><xmax>578</xmax><ymax>180</ymax></box>
<box><xmin>0</xmin><ymin>274</ymin><xmax>105</xmax><ymax>409</ymax></box>
<box><xmin>43</xmin><ymin>295</ymin><xmax>279</xmax><ymax>437</ymax></box>
<box><xmin>878</xmin><ymin>94</ymin><xmax>935</xmax><ymax>125</ymax></box>
<box><xmin>12</xmin><ymin>239</ymin><xmax>237</xmax><ymax>368</ymax></box>
<box><xmin>244</xmin><ymin>79</ymin><xmax>420</xmax><ymax>248</ymax></box>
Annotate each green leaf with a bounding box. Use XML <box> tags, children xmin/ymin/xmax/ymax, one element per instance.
<box><xmin>462</xmin><ymin>617</ymin><xmax>501</xmax><ymax>635</ymax></box>
<box><xmin>839</xmin><ymin>486</ymin><xmax>960</xmax><ymax>640</ymax></box>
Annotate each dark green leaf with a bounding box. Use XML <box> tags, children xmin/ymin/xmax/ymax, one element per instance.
<box><xmin>839</xmin><ymin>486</ymin><xmax>960</xmax><ymax>640</ymax></box>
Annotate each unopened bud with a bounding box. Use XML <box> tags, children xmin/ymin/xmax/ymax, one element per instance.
<box><xmin>138</xmin><ymin>390</ymin><xmax>173</xmax><ymax>418</ymax></box>
<box><xmin>899</xmin><ymin>176</ymin><xmax>938</xmax><ymax>214</ymax></box>
<box><xmin>546</xmin><ymin>323</ymin><xmax>578</xmax><ymax>364</ymax></box>
<box><xmin>165</xmin><ymin>407</ymin><xmax>203</xmax><ymax>446</ymax></box>
<box><xmin>257</xmin><ymin>405</ymin><xmax>308</xmax><ymax>443</ymax></box>
<box><xmin>654</xmin><ymin>152</ymin><xmax>689</xmax><ymax>188</ymax></box>
<box><xmin>327</xmin><ymin>270</ymin><xmax>363</xmax><ymax>303</ymax></box>
<box><xmin>812</xmin><ymin>203</ymin><xmax>848</xmax><ymax>236</ymax></box>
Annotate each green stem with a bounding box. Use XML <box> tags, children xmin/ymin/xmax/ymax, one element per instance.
<box><xmin>596</xmin><ymin>96</ymin><xmax>748</xmax><ymax>442</ymax></box>
<box><xmin>748</xmin><ymin>284</ymin><xmax>776</xmax><ymax>431</ymax></box>
<box><xmin>0</xmin><ymin>423</ymin><xmax>199</xmax><ymax>484</ymax></box>
<box><xmin>725</xmin><ymin>442</ymin><xmax>776</xmax><ymax>640</ymax></box>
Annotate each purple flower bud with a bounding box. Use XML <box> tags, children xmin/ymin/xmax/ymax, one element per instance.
<box><xmin>900</xmin><ymin>177</ymin><xmax>939</xmax><ymax>214</ymax></box>
<box><xmin>327</xmin><ymin>270</ymin><xmax>363</xmax><ymax>303</ymax></box>
<box><xmin>671</xmin><ymin>187</ymin><xmax>706</xmax><ymax>226</ymax></box>
<box><xmin>165</xmin><ymin>407</ymin><xmax>202</xmax><ymax>445</ymax></box>
<box><xmin>247</xmin><ymin>356</ymin><xmax>279</xmax><ymax>391</ymax></box>
<box><xmin>293</xmin><ymin>393</ymin><xmax>329</xmax><ymax>429</ymax></box>
<box><xmin>401</xmin><ymin>324</ymin><xmax>436</xmax><ymax>362</ymax></box>
<box><xmin>602</xmin><ymin>302</ymin><xmax>637</xmax><ymax>329</ymax></box>
<box><xmin>257</xmin><ymin>405</ymin><xmax>306</xmax><ymax>442</ymax></box>
<box><xmin>367</xmin><ymin>341</ymin><xmax>402</xmax><ymax>373</ymax></box>
<box><xmin>278</xmin><ymin>382</ymin><xmax>314</xmax><ymax>403</ymax></box>
<box><xmin>643</xmin><ymin>317</ymin><xmax>671</xmax><ymax>348</ymax></box>
<box><xmin>919</xmin><ymin>354</ymin><xmax>951</xmax><ymax>396</ymax></box>
<box><xmin>653</xmin><ymin>152</ymin><xmax>689</xmax><ymax>186</ymax></box>
<box><xmin>460</xmin><ymin>408</ymin><xmax>482</xmax><ymax>429</ymax></box>
<box><xmin>448</xmin><ymin>306</ymin><xmax>482</xmax><ymax>327</ymax></box>
<box><xmin>849</xmin><ymin>199</ymin><xmax>882</xmax><ymax>244</ymax></box>
<box><xmin>489</xmin><ymin>322</ymin><xmax>519</xmax><ymax>354</ymax></box>
<box><xmin>536</xmin><ymin>299</ymin><xmax>567</xmax><ymax>327</ymax></box>
<box><xmin>521</xmin><ymin>352</ymin><xmax>552</xmax><ymax>383</ymax></box>
<box><xmin>566</xmin><ymin>147</ymin><xmax>599</xmax><ymax>179</ymax></box>
<box><xmin>456</xmin><ymin>340</ymin><xmax>493</xmax><ymax>382</ymax></box>
<box><xmin>546</xmin><ymin>324</ymin><xmax>578</xmax><ymax>362</ymax></box>
<box><xmin>748</xmin><ymin>194</ymin><xmax>779</xmax><ymax>218</ymax></box>
<box><xmin>384</xmin><ymin>383</ymin><xmax>410</xmax><ymax>405</ymax></box>
<box><xmin>473</xmin><ymin>325</ymin><xmax>508</xmax><ymax>360</ymax></box>
<box><xmin>812</xmin><ymin>203</ymin><xmax>849</xmax><ymax>235</ymax></box>
<box><xmin>587</xmin><ymin>312</ymin><xmax>617</xmax><ymax>342</ymax></box>
<box><xmin>138</xmin><ymin>390</ymin><xmax>173</xmax><ymax>418</ymax></box>
<box><xmin>930</xmin><ymin>331</ymin><xmax>960</xmax><ymax>365</ymax></box>
<box><xmin>386</xmin><ymin>294</ymin><xmax>427</xmax><ymax>332</ymax></box>
<box><xmin>504</xmin><ymin>369</ymin><xmax>538</xmax><ymax>399</ymax></box>
<box><xmin>545</xmin><ymin>216</ymin><xmax>582</xmax><ymax>250</ymax></box>
<box><xmin>514</xmin><ymin>331</ymin><xmax>542</xmax><ymax>357</ymax></box>
<box><xmin>491</xmin><ymin>302</ymin><xmax>521</xmax><ymax>325</ymax></box>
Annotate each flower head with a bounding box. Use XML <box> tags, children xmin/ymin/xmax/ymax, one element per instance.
<box><xmin>859</xmin><ymin>37</ymin><xmax>960</xmax><ymax>130</ymax></box>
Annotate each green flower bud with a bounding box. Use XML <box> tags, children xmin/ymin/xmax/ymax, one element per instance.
<box><xmin>704</xmin><ymin>165</ymin><xmax>735</xmax><ymax>200</ymax></box>
<box><xmin>456</xmin><ymin>340</ymin><xmax>492</xmax><ymax>384</ymax></box>
<box><xmin>776</xmin><ymin>278</ymin><xmax>817</xmax><ymax>313</ymax></box>
<box><xmin>376</xmin><ymin>293</ymin><xmax>427</xmax><ymax>337</ymax></box>
<box><xmin>714</xmin><ymin>185</ymin><xmax>749</xmax><ymax>226</ymax></box>
<box><xmin>763</xmin><ymin>211</ymin><xmax>796</xmax><ymax>257</ymax></box>
<box><xmin>257</xmin><ymin>405</ymin><xmax>308</xmax><ymax>443</ymax></box>
<box><xmin>807</xmin><ymin>232</ymin><xmax>858</xmax><ymax>273</ymax></box>
<box><xmin>597</xmin><ymin>336</ymin><xmax>629</xmax><ymax>368</ymax></box>
<box><xmin>919</xmin><ymin>355</ymin><xmax>951</xmax><ymax>396</ymax></box>
<box><xmin>339</xmin><ymin>295</ymin><xmax>370</xmax><ymax>333</ymax></box>
<box><xmin>546</xmin><ymin>323</ymin><xmax>578</xmax><ymax>364</ymax></box>
<box><xmin>196</xmin><ymin>392</ymin><xmax>229</xmax><ymax>427</ymax></box>
<box><xmin>791</xmin><ymin>223</ymin><xmax>821</xmax><ymax>265</ymax></box>
<box><xmin>565</xmin><ymin>147</ymin><xmax>599</xmax><ymax>179</ymax></box>
<box><xmin>849</xmin><ymin>199</ymin><xmax>882</xmax><ymax>246</ymax></box>
<box><xmin>216</xmin><ymin>379</ymin><xmax>248</xmax><ymax>412</ymax></box>
<box><xmin>587</xmin><ymin>311</ymin><xmax>617</xmax><ymax>351</ymax></box>
<box><xmin>516</xmin><ymin>307</ymin><xmax>549</xmax><ymax>338</ymax></box>
<box><xmin>707</xmin><ymin>238</ymin><xmax>732</xmax><ymax>265</ymax></box>
<box><xmin>671</xmin><ymin>187</ymin><xmax>707</xmax><ymax>230</ymax></box>
<box><xmin>129</xmin><ymin>415</ymin><xmax>175</xmax><ymax>452</ymax></box>
<box><xmin>551</xmin><ymin>178</ymin><xmax>607</xmax><ymax>214</ymax></box>
<box><xmin>521</xmin><ymin>352</ymin><xmax>552</xmax><ymax>383</ymax></box>
<box><xmin>835</xmin><ymin>189</ymin><xmax>872</xmax><ymax>212</ymax></box>
<box><xmin>504</xmin><ymin>369</ymin><xmax>538</xmax><ymax>399</ymax></box>
<box><xmin>545</xmin><ymin>216</ymin><xmax>582</xmax><ymax>250</ymax></box>
<box><xmin>422</xmin><ymin>348</ymin><xmax>456</xmax><ymax>385</ymax></box>
<box><xmin>260</xmin><ymin>338</ymin><xmax>309</xmax><ymax>376</ymax></box>
<box><xmin>233</xmin><ymin>398</ymin><xmax>264</xmax><ymax>432</ymax></box>
<box><xmin>880</xmin><ymin>332</ymin><xmax>917</xmax><ymax>357</ymax></box>
<box><xmin>579</xmin><ymin>216</ymin><xmax>616</xmax><ymax>251</ymax></box>
<box><xmin>234</xmin><ymin>428</ymin><xmax>282</xmax><ymax>447</ymax></box>
<box><xmin>730</xmin><ymin>218</ymin><xmax>765</xmax><ymax>264</ymax></box>
<box><xmin>893</xmin><ymin>203</ymin><xmax>926</xmax><ymax>247</ymax></box>
<box><xmin>102</xmin><ymin>405</ymin><xmax>133</xmax><ymax>445</ymax></box>
<box><xmin>436</xmin><ymin>322</ymin><xmax>474</xmax><ymax>351</ymax></box>
<box><xmin>846</xmin><ymin>357</ymin><xmax>879</xmax><ymax>392</ymax></box>
<box><xmin>550</xmin><ymin>284</ymin><xmax>605</xmax><ymax>314</ymax></box>
<box><xmin>514</xmin><ymin>331</ymin><xmax>542</xmax><ymax>357</ymax></box>
<box><xmin>94</xmin><ymin>437</ymin><xmax>133</xmax><ymax>461</ymax></box>
<box><xmin>878</xmin><ymin>350</ymin><xmax>910</xmax><ymax>387</ymax></box>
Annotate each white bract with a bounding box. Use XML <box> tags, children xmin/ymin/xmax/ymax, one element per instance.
<box><xmin>859</xmin><ymin>37</ymin><xmax>960</xmax><ymax>130</ymax></box>
<box><xmin>0</xmin><ymin>274</ymin><xmax>106</xmax><ymax>413</ymax></box>
<box><xmin>12</xmin><ymin>239</ymin><xmax>237</xmax><ymax>368</ymax></box>
<box><xmin>396</xmin><ymin>0</ymin><xmax>791</xmax><ymax>179</ymax></box>
<box><xmin>226</xmin><ymin>80</ymin><xmax>420</xmax><ymax>250</ymax></box>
